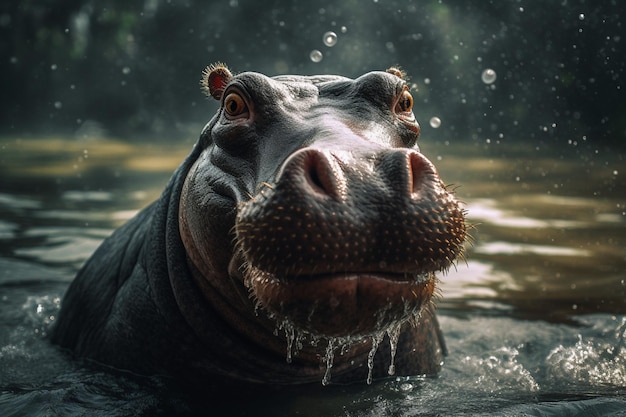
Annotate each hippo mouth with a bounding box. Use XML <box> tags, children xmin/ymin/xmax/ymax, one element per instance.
<box><xmin>233</xmin><ymin>147</ymin><xmax>466</xmax><ymax>339</ymax></box>
<box><xmin>243</xmin><ymin>267</ymin><xmax>436</xmax><ymax>337</ymax></box>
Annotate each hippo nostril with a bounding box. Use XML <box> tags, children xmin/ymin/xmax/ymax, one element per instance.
<box><xmin>407</xmin><ymin>151</ymin><xmax>433</xmax><ymax>197</ymax></box>
<box><xmin>307</xmin><ymin>165</ymin><xmax>326</xmax><ymax>194</ymax></box>
<box><xmin>302</xmin><ymin>151</ymin><xmax>341</xmax><ymax>198</ymax></box>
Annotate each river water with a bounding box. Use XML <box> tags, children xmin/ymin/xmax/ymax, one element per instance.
<box><xmin>0</xmin><ymin>137</ymin><xmax>625</xmax><ymax>416</ymax></box>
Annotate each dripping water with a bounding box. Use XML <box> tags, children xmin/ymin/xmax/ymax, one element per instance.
<box><xmin>367</xmin><ymin>331</ymin><xmax>385</xmax><ymax>385</ymax></box>
<box><xmin>386</xmin><ymin>322</ymin><xmax>403</xmax><ymax>376</ymax></box>
<box><xmin>273</xmin><ymin>311</ymin><xmax>421</xmax><ymax>385</ymax></box>
<box><xmin>282</xmin><ymin>321</ymin><xmax>296</xmax><ymax>363</ymax></box>
<box><xmin>322</xmin><ymin>339</ymin><xmax>335</xmax><ymax>386</ymax></box>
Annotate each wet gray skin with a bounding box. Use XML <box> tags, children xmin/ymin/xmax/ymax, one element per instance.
<box><xmin>51</xmin><ymin>65</ymin><xmax>466</xmax><ymax>385</ymax></box>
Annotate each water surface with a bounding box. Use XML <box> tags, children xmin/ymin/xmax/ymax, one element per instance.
<box><xmin>0</xmin><ymin>137</ymin><xmax>625</xmax><ymax>416</ymax></box>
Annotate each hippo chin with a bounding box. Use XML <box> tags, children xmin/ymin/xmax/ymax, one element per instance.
<box><xmin>52</xmin><ymin>64</ymin><xmax>466</xmax><ymax>385</ymax></box>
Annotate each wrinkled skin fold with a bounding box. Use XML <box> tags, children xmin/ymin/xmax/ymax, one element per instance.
<box><xmin>51</xmin><ymin>65</ymin><xmax>466</xmax><ymax>385</ymax></box>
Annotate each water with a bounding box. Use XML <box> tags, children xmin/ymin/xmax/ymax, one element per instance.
<box><xmin>429</xmin><ymin>117</ymin><xmax>441</xmax><ymax>129</ymax></box>
<box><xmin>481</xmin><ymin>69</ymin><xmax>497</xmax><ymax>84</ymax></box>
<box><xmin>1</xmin><ymin>137</ymin><xmax>625</xmax><ymax>416</ymax></box>
<box><xmin>309</xmin><ymin>49</ymin><xmax>323</xmax><ymax>63</ymax></box>
<box><xmin>322</xmin><ymin>31</ymin><xmax>338</xmax><ymax>47</ymax></box>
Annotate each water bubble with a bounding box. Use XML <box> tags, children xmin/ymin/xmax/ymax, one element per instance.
<box><xmin>122</xmin><ymin>67</ymin><xmax>131</xmax><ymax>75</ymax></box>
<box><xmin>322</xmin><ymin>31</ymin><xmax>337</xmax><ymax>47</ymax></box>
<box><xmin>481</xmin><ymin>68</ymin><xmax>497</xmax><ymax>84</ymax></box>
<box><xmin>424</xmin><ymin>78</ymin><xmax>431</xmax><ymax>85</ymax></box>
<box><xmin>340</xmin><ymin>26</ymin><xmax>348</xmax><ymax>33</ymax></box>
<box><xmin>54</xmin><ymin>101</ymin><xmax>62</xmax><ymax>109</ymax></box>
<box><xmin>309</xmin><ymin>49</ymin><xmax>323</xmax><ymax>63</ymax></box>
<box><xmin>50</xmin><ymin>64</ymin><xmax>58</xmax><ymax>71</ymax></box>
<box><xmin>578</xmin><ymin>13</ymin><xmax>585</xmax><ymax>20</ymax></box>
<box><xmin>429</xmin><ymin>116</ymin><xmax>442</xmax><ymax>128</ymax></box>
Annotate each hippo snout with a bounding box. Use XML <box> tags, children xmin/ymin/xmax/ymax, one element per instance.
<box><xmin>235</xmin><ymin>147</ymin><xmax>466</xmax><ymax>336</ymax></box>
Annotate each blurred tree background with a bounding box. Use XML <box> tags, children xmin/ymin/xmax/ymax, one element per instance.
<box><xmin>0</xmin><ymin>0</ymin><xmax>623</xmax><ymax>147</ymax></box>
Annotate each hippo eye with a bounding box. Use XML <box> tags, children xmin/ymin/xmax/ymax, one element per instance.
<box><xmin>223</xmin><ymin>93</ymin><xmax>248</xmax><ymax>118</ymax></box>
<box><xmin>395</xmin><ymin>90</ymin><xmax>414</xmax><ymax>113</ymax></box>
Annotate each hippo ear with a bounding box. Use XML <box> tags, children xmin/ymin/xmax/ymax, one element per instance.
<box><xmin>386</xmin><ymin>66</ymin><xmax>406</xmax><ymax>80</ymax></box>
<box><xmin>201</xmin><ymin>63</ymin><xmax>233</xmax><ymax>101</ymax></box>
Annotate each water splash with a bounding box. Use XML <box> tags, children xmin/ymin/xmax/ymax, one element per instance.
<box><xmin>22</xmin><ymin>295</ymin><xmax>61</xmax><ymax>337</ymax></box>
<box><xmin>545</xmin><ymin>318</ymin><xmax>626</xmax><ymax>387</ymax></box>
<box><xmin>461</xmin><ymin>346</ymin><xmax>540</xmax><ymax>394</ymax></box>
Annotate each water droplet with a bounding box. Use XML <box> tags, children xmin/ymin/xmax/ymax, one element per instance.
<box><xmin>322</xmin><ymin>31</ymin><xmax>337</xmax><ymax>47</ymax></box>
<box><xmin>429</xmin><ymin>116</ymin><xmax>441</xmax><ymax>128</ymax></box>
<box><xmin>340</xmin><ymin>26</ymin><xmax>348</xmax><ymax>33</ymax></box>
<box><xmin>481</xmin><ymin>68</ymin><xmax>497</xmax><ymax>84</ymax></box>
<box><xmin>309</xmin><ymin>49</ymin><xmax>323</xmax><ymax>63</ymax></box>
<box><xmin>578</xmin><ymin>13</ymin><xmax>585</xmax><ymax>20</ymax></box>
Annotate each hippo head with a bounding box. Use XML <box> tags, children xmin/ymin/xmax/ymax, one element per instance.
<box><xmin>179</xmin><ymin>64</ymin><xmax>465</xmax><ymax>349</ymax></box>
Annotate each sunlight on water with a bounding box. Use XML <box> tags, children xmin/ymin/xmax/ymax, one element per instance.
<box><xmin>466</xmin><ymin>199</ymin><xmax>587</xmax><ymax>229</ymax></box>
<box><xmin>62</xmin><ymin>190</ymin><xmax>113</xmax><ymax>202</ymax></box>
<box><xmin>14</xmin><ymin>236</ymin><xmax>104</xmax><ymax>264</ymax></box>
<box><xmin>475</xmin><ymin>241</ymin><xmax>591</xmax><ymax>257</ymax></box>
<box><xmin>441</xmin><ymin>260</ymin><xmax>514</xmax><ymax>299</ymax></box>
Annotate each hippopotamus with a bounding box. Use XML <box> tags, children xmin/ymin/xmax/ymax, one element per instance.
<box><xmin>51</xmin><ymin>64</ymin><xmax>466</xmax><ymax>385</ymax></box>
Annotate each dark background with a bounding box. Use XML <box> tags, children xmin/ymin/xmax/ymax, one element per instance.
<box><xmin>1</xmin><ymin>0</ymin><xmax>623</xmax><ymax>148</ymax></box>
